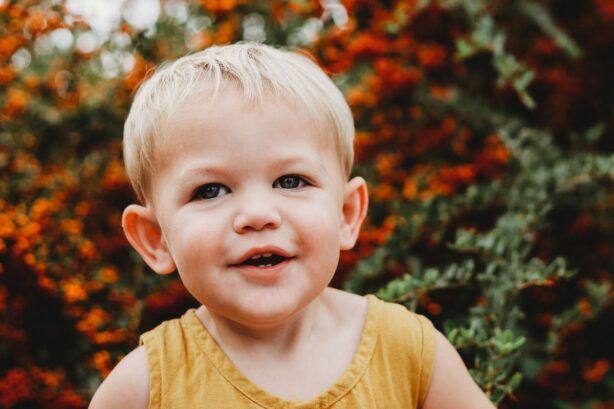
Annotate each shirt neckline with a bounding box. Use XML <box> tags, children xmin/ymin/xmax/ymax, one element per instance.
<box><xmin>183</xmin><ymin>295</ymin><xmax>379</xmax><ymax>408</ymax></box>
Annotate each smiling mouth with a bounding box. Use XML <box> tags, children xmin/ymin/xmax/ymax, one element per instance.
<box><xmin>236</xmin><ymin>253</ymin><xmax>288</xmax><ymax>268</ymax></box>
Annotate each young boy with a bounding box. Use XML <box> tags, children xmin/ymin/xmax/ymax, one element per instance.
<box><xmin>90</xmin><ymin>42</ymin><xmax>495</xmax><ymax>408</ymax></box>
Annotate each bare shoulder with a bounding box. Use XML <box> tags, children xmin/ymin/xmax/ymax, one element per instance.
<box><xmin>89</xmin><ymin>346</ymin><xmax>149</xmax><ymax>409</ymax></box>
<box><xmin>422</xmin><ymin>331</ymin><xmax>496</xmax><ymax>409</ymax></box>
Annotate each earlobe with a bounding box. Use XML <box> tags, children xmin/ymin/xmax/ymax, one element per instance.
<box><xmin>340</xmin><ymin>176</ymin><xmax>369</xmax><ymax>250</ymax></box>
<box><xmin>122</xmin><ymin>204</ymin><xmax>176</xmax><ymax>275</ymax></box>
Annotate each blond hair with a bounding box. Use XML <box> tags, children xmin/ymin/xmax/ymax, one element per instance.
<box><xmin>123</xmin><ymin>42</ymin><xmax>355</xmax><ymax>204</ymax></box>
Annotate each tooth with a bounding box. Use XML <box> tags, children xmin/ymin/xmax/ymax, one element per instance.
<box><xmin>264</xmin><ymin>264</ymin><xmax>272</xmax><ymax>267</ymax></box>
<box><xmin>251</xmin><ymin>254</ymin><xmax>262</xmax><ymax>260</ymax></box>
<box><xmin>262</xmin><ymin>253</ymin><xmax>273</xmax><ymax>258</ymax></box>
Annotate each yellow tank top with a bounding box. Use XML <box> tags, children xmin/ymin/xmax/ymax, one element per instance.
<box><xmin>140</xmin><ymin>295</ymin><xmax>436</xmax><ymax>409</ymax></box>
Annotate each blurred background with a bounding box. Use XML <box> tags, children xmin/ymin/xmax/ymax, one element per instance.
<box><xmin>0</xmin><ymin>0</ymin><xmax>612</xmax><ymax>407</ymax></box>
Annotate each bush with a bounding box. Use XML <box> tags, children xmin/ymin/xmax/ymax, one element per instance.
<box><xmin>1</xmin><ymin>1</ymin><xmax>612</xmax><ymax>407</ymax></box>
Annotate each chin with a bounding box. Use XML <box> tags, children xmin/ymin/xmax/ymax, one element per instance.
<box><xmin>228</xmin><ymin>289</ymin><xmax>315</xmax><ymax>327</ymax></box>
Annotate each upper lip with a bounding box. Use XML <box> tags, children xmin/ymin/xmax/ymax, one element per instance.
<box><xmin>231</xmin><ymin>246</ymin><xmax>293</xmax><ymax>265</ymax></box>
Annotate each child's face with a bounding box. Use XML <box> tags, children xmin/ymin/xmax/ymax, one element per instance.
<box><xmin>135</xmin><ymin>86</ymin><xmax>364</xmax><ymax>327</ymax></box>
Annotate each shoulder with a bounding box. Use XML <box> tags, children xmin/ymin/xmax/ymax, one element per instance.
<box><xmin>366</xmin><ymin>299</ymin><xmax>493</xmax><ymax>408</ymax></box>
<box><xmin>422</xmin><ymin>331</ymin><xmax>496</xmax><ymax>409</ymax></box>
<box><xmin>89</xmin><ymin>346</ymin><xmax>149</xmax><ymax>409</ymax></box>
<box><xmin>368</xmin><ymin>296</ymin><xmax>433</xmax><ymax>346</ymax></box>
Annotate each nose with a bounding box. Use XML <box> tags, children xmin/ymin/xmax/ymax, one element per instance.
<box><xmin>232</xmin><ymin>195</ymin><xmax>282</xmax><ymax>233</ymax></box>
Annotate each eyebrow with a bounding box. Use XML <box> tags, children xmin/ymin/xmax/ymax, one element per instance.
<box><xmin>273</xmin><ymin>155</ymin><xmax>331</xmax><ymax>176</ymax></box>
<box><xmin>174</xmin><ymin>154</ymin><xmax>332</xmax><ymax>189</ymax></box>
<box><xmin>175</xmin><ymin>164</ymin><xmax>229</xmax><ymax>188</ymax></box>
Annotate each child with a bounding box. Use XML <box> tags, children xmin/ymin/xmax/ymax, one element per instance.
<box><xmin>90</xmin><ymin>42</ymin><xmax>495</xmax><ymax>409</ymax></box>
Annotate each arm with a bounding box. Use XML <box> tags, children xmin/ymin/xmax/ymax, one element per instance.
<box><xmin>422</xmin><ymin>331</ymin><xmax>496</xmax><ymax>409</ymax></box>
<box><xmin>89</xmin><ymin>346</ymin><xmax>150</xmax><ymax>409</ymax></box>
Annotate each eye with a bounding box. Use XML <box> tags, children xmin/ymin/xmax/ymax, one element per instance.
<box><xmin>274</xmin><ymin>175</ymin><xmax>307</xmax><ymax>189</ymax></box>
<box><xmin>193</xmin><ymin>183</ymin><xmax>230</xmax><ymax>200</ymax></box>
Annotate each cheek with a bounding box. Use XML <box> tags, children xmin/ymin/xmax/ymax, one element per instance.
<box><xmin>294</xmin><ymin>197</ymin><xmax>343</xmax><ymax>255</ymax></box>
<box><xmin>165</xmin><ymin>214</ymin><xmax>222</xmax><ymax>271</ymax></box>
<box><xmin>169</xmin><ymin>222</ymin><xmax>224</xmax><ymax>301</ymax></box>
<box><xmin>175</xmin><ymin>237</ymin><xmax>207</xmax><ymax>270</ymax></box>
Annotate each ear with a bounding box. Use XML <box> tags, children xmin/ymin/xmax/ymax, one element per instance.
<box><xmin>340</xmin><ymin>176</ymin><xmax>369</xmax><ymax>250</ymax></box>
<box><xmin>122</xmin><ymin>204</ymin><xmax>176</xmax><ymax>275</ymax></box>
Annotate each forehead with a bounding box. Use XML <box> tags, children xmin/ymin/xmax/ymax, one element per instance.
<box><xmin>153</xmin><ymin>86</ymin><xmax>336</xmax><ymax>169</ymax></box>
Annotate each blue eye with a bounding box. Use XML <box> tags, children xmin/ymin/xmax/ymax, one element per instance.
<box><xmin>274</xmin><ymin>175</ymin><xmax>306</xmax><ymax>189</ymax></box>
<box><xmin>194</xmin><ymin>183</ymin><xmax>230</xmax><ymax>200</ymax></box>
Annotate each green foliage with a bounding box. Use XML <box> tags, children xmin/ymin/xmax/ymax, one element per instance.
<box><xmin>1</xmin><ymin>0</ymin><xmax>612</xmax><ymax>407</ymax></box>
<box><xmin>343</xmin><ymin>1</ymin><xmax>613</xmax><ymax>406</ymax></box>
<box><xmin>348</xmin><ymin>89</ymin><xmax>612</xmax><ymax>406</ymax></box>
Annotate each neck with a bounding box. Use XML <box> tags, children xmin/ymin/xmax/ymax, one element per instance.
<box><xmin>197</xmin><ymin>295</ymin><xmax>328</xmax><ymax>356</ymax></box>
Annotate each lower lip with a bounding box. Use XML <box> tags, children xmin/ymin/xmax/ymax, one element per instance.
<box><xmin>231</xmin><ymin>258</ymin><xmax>292</xmax><ymax>283</ymax></box>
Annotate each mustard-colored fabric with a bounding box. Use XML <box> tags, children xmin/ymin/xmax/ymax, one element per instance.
<box><xmin>140</xmin><ymin>295</ymin><xmax>436</xmax><ymax>409</ymax></box>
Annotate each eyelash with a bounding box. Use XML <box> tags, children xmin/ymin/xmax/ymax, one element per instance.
<box><xmin>273</xmin><ymin>175</ymin><xmax>308</xmax><ymax>189</ymax></box>
<box><xmin>192</xmin><ymin>175</ymin><xmax>309</xmax><ymax>201</ymax></box>
<box><xmin>193</xmin><ymin>183</ymin><xmax>230</xmax><ymax>200</ymax></box>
